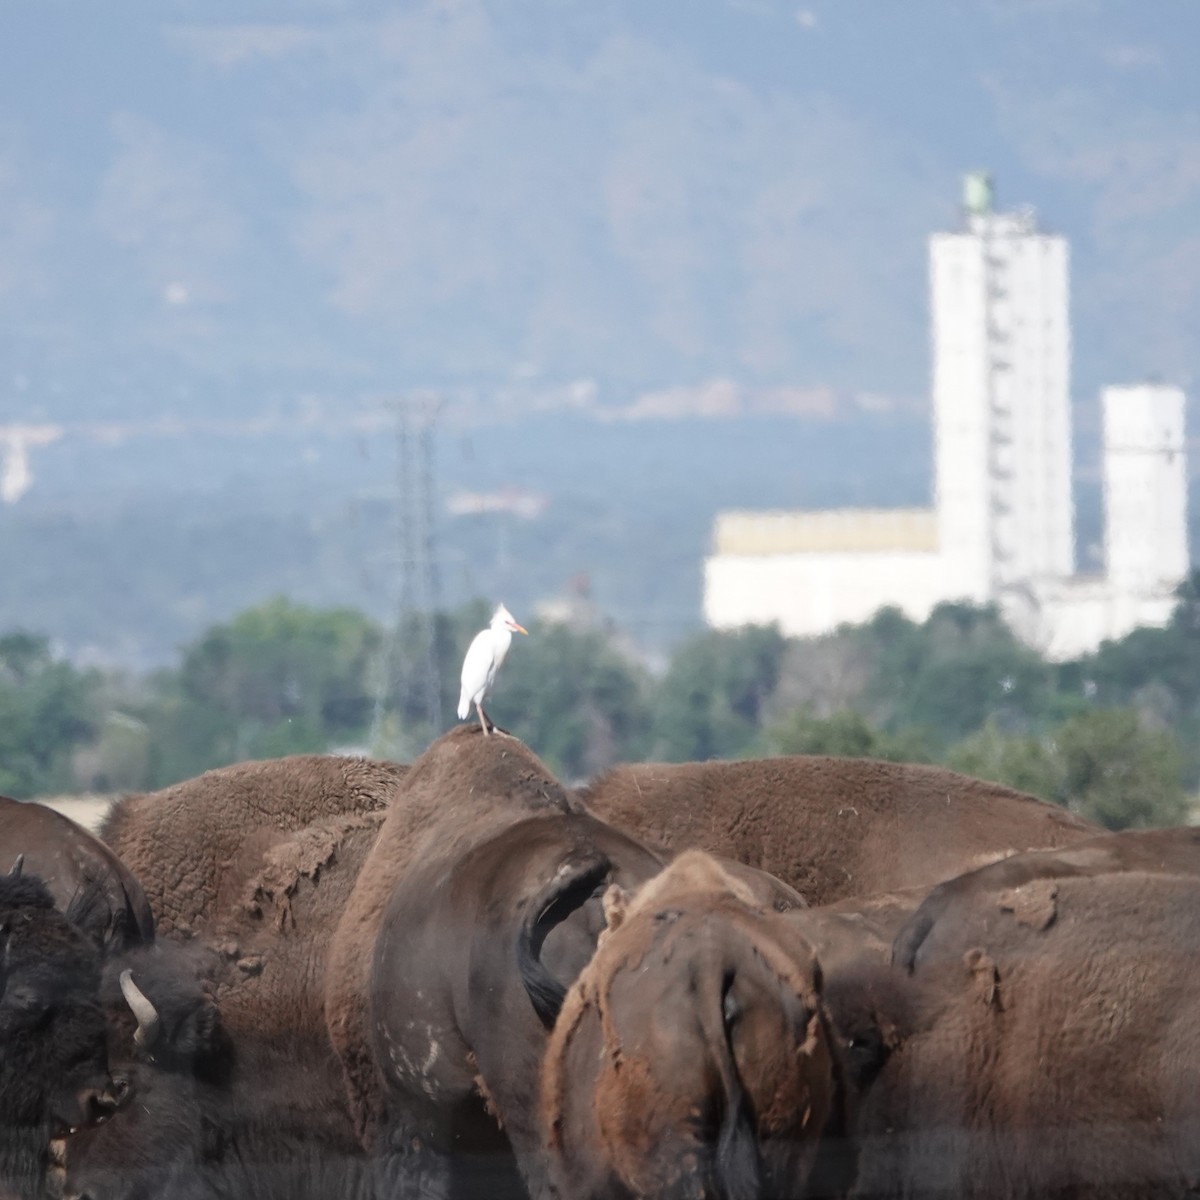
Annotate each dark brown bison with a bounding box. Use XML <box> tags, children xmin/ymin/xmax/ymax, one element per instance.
<box><xmin>62</xmin><ymin>812</ymin><xmax>384</xmax><ymax>1200</ymax></box>
<box><xmin>0</xmin><ymin>868</ymin><xmax>122</xmax><ymax>1198</ymax></box>
<box><xmin>893</xmin><ymin>824</ymin><xmax>1200</xmax><ymax>972</ymax></box>
<box><xmin>577</xmin><ymin>756</ymin><xmax>1099</xmax><ymax>905</ymax></box>
<box><xmin>774</xmin><ymin>891</ymin><xmax>931</xmax><ymax>1196</ymax></box>
<box><xmin>541</xmin><ymin>850</ymin><xmax>847</xmax><ymax>1200</ymax></box>
<box><xmin>58</xmin><ymin>941</ymin><xmax>234</xmax><ymax>1200</ymax></box>
<box><xmin>0</xmin><ymin>795</ymin><xmax>154</xmax><ymax>955</ymax></box>
<box><xmin>787</xmin><ymin>890</ymin><xmax>926</xmax><ymax>980</ymax></box>
<box><xmin>848</xmin><ymin>869</ymin><xmax>1200</xmax><ymax>1199</ymax></box>
<box><xmin>325</xmin><ymin>725</ymin><xmax>667</xmax><ymax>1200</ymax></box>
<box><xmin>103</xmin><ymin>754</ymin><xmax>405</xmax><ymax>937</ymax></box>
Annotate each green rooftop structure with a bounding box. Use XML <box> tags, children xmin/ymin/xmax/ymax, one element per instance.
<box><xmin>963</xmin><ymin>170</ymin><xmax>994</xmax><ymax>216</ymax></box>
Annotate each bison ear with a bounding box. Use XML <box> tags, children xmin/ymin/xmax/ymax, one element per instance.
<box><xmin>601</xmin><ymin>884</ymin><xmax>629</xmax><ymax>933</ymax></box>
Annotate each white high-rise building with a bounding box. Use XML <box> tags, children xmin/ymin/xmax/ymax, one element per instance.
<box><xmin>1023</xmin><ymin>382</ymin><xmax>1189</xmax><ymax>660</ymax></box>
<box><xmin>931</xmin><ymin>171</ymin><xmax>1073</xmax><ymax>603</ymax></box>
<box><xmin>1104</xmin><ymin>383</ymin><xmax>1188</xmax><ymax>621</ymax></box>
<box><xmin>703</xmin><ymin>173</ymin><xmax>1190</xmax><ymax>657</ymax></box>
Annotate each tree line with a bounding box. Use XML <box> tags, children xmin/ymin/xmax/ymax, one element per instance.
<box><xmin>6</xmin><ymin>574</ymin><xmax>1200</xmax><ymax>831</ymax></box>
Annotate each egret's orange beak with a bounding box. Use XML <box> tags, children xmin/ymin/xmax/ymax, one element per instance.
<box><xmin>511</xmin><ymin>622</ymin><xmax>528</xmax><ymax>635</ymax></box>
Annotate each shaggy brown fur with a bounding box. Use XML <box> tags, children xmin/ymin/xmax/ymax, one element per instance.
<box><xmin>202</xmin><ymin>811</ymin><xmax>384</xmax><ymax>1158</ymax></box>
<box><xmin>324</xmin><ymin>725</ymin><xmax>664</xmax><ymax>1200</ymax></box>
<box><xmin>542</xmin><ymin>850</ymin><xmax>839</xmax><ymax>1200</ymax></box>
<box><xmin>103</xmin><ymin>755</ymin><xmax>406</xmax><ymax>937</ymax></box>
<box><xmin>851</xmin><ymin>870</ymin><xmax>1200</xmax><ymax>1199</ymax></box>
<box><xmin>577</xmin><ymin>756</ymin><xmax>1099</xmax><ymax>906</ymax></box>
<box><xmin>893</xmin><ymin>824</ymin><xmax>1200</xmax><ymax>972</ymax></box>
<box><xmin>209</xmin><ymin>811</ymin><xmax>383</xmax><ymax>1053</ymax></box>
<box><xmin>63</xmin><ymin>812</ymin><xmax>384</xmax><ymax>1198</ymax></box>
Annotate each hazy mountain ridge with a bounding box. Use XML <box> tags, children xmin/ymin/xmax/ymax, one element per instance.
<box><xmin>1</xmin><ymin>0</ymin><xmax>1196</xmax><ymax>399</ymax></box>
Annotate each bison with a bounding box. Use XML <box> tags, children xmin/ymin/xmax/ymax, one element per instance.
<box><xmin>540</xmin><ymin>850</ymin><xmax>848</xmax><ymax>1200</ymax></box>
<box><xmin>325</xmin><ymin>725</ymin><xmax>669</xmax><ymax>1200</ymax></box>
<box><xmin>0</xmin><ymin>795</ymin><xmax>154</xmax><ymax>955</ymax></box>
<box><xmin>62</xmin><ymin>812</ymin><xmax>384</xmax><ymax>1200</ymax></box>
<box><xmin>892</xmin><ymin>823</ymin><xmax>1200</xmax><ymax>972</ymax></box>
<box><xmin>576</xmin><ymin>756</ymin><xmax>1099</xmax><ymax>905</ymax></box>
<box><xmin>59</xmin><ymin>940</ymin><xmax>235</xmax><ymax>1200</ymax></box>
<box><xmin>103</xmin><ymin>754</ymin><xmax>406</xmax><ymax>937</ymax></box>
<box><xmin>848</xmin><ymin>868</ymin><xmax>1200</xmax><ymax>1199</ymax></box>
<box><xmin>0</xmin><ymin>867</ymin><xmax>122</xmax><ymax>1199</ymax></box>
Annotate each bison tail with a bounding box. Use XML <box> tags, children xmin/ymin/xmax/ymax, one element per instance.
<box><xmin>517</xmin><ymin>852</ymin><xmax>613</xmax><ymax>1029</ymax></box>
<box><xmin>696</xmin><ymin>968</ymin><xmax>761</xmax><ymax>1200</ymax></box>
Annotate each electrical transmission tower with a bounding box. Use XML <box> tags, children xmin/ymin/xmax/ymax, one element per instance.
<box><xmin>370</xmin><ymin>393</ymin><xmax>444</xmax><ymax>754</ymax></box>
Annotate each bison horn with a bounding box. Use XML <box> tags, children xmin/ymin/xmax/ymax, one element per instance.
<box><xmin>8</xmin><ymin>855</ymin><xmax>22</xmax><ymax>878</ymax></box>
<box><xmin>119</xmin><ymin>969</ymin><xmax>161</xmax><ymax>1051</ymax></box>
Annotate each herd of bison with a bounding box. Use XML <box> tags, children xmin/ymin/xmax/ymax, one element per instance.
<box><xmin>2</xmin><ymin>722</ymin><xmax>1199</xmax><ymax>1200</ymax></box>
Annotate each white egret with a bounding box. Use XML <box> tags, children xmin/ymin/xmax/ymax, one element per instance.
<box><xmin>457</xmin><ymin>603</ymin><xmax>528</xmax><ymax>734</ymax></box>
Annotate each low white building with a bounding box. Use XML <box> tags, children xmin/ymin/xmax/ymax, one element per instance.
<box><xmin>704</xmin><ymin>509</ymin><xmax>943</xmax><ymax>637</ymax></box>
<box><xmin>704</xmin><ymin>174</ymin><xmax>1190</xmax><ymax>659</ymax></box>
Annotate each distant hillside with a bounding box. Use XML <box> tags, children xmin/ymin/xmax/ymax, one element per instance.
<box><xmin>0</xmin><ymin>409</ymin><xmax>932</xmax><ymax>666</ymax></box>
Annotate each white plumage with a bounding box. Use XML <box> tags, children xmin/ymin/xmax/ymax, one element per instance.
<box><xmin>457</xmin><ymin>603</ymin><xmax>528</xmax><ymax>734</ymax></box>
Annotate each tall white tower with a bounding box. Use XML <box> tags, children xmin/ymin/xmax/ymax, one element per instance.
<box><xmin>931</xmin><ymin>172</ymin><xmax>1074</xmax><ymax>603</ymax></box>
<box><xmin>1104</xmin><ymin>383</ymin><xmax>1188</xmax><ymax>597</ymax></box>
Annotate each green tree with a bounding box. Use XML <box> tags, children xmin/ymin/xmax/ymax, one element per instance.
<box><xmin>944</xmin><ymin>709</ymin><xmax>1189</xmax><ymax>831</ymax></box>
<box><xmin>1054</xmin><ymin>709</ymin><xmax>1189</xmax><ymax>831</ymax></box>
<box><xmin>144</xmin><ymin>598</ymin><xmax>383</xmax><ymax>784</ymax></box>
<box><xmin>945</xmin><ymin>719</ymin><xmax>1063</xmax><ymax>801</ymax></box>
<box><xmin>497</xmin><ymin>620</ymin><xmax>652</xmax><ymax>781</ymax></box>
<box><xmin>860</xmin><ymin>603</ymin><xmax>1067</xmax><ymax>746</ymax></box>
<box><xmin>766</xmin><ymin>631</ymin><xmax>875</xmax><ymax>726</ymax></box>
<box><xmin>761</xmin><ymin>707</ymin><xmax>932</xmax><ymax>763</ymax></box>
<box><xmin>1067</xmin><ymin>572</ymin><xmax>1200</xmax><ymax>793</ymax></box>
<box><xmin>0</xmin><ymin>633</ymin><xmax>102</xmax><ymax>797</ymax></box>
<box><xmin>1080</xmin><ymin>570</ymin><xmax>1200</xmax><ymax>727</ymax></box>
<box><xmin>651</xmin><ymin>625</ymin><xmax>788</xmax><ymax>761</ymax></box>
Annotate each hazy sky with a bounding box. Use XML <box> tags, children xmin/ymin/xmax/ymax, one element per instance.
<box><xmin>2</xmin><ymin>0</ymin><xmax>1197</xmax><ymax>417</ymax></box>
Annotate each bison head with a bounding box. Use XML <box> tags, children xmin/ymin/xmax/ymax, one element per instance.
<box><xmin>60</xmin><ymin>943</ymin><xmax>232</xmax><ymax>1200</ymax></box>
<box><xmin>541</xmin><ymin>851</ymin><xmax>836</xmax><ymax>1200</ymax></box>
<box><xmin>0</xmin><ymin>873</ymin><xmax>122</xmax><ymax>1198</ymax></box>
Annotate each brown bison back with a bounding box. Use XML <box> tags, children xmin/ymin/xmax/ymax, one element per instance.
<box><xmin>894</xmin><ymin>824</ymin><xmax>1200</xmax><ymax>972</ymax></box>
<box><xmin>542</xmin><ymin>850</ymin><xmax>836</xmax><ymax>1200</ymax></box>
<box><xmin>210</xmin><ymin>811</ymin><xmax>383</xmax><ymax>1043</ymax></box>
<box><xmin>854</xmin><ymin>869</ymin><xmax>1200</xmax><ymax>1199</ymax></box>
<box><xmin>103</xmin><ymin>755</ymin><xmax>406</xmax><ymax>937</ymax></box>
<box><xmin>214</xmin><ymin>811</ymin><xmax>383</xmax><ymax>1155</ymax></box>
<box><xmin>325</xmin><ymin>725</ymin><xmax>580</xmax><ymax>1146</ymax></box>
<box><xmin>578</xmin><ymin>756</ymin><xmax>1100</xmax><ymax>905</ymax></box>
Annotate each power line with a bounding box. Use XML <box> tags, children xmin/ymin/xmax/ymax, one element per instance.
<box><xmin>370</xmin><ymin>394</ymin><xmax>444</xmax><ymax>753</ymax></box>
